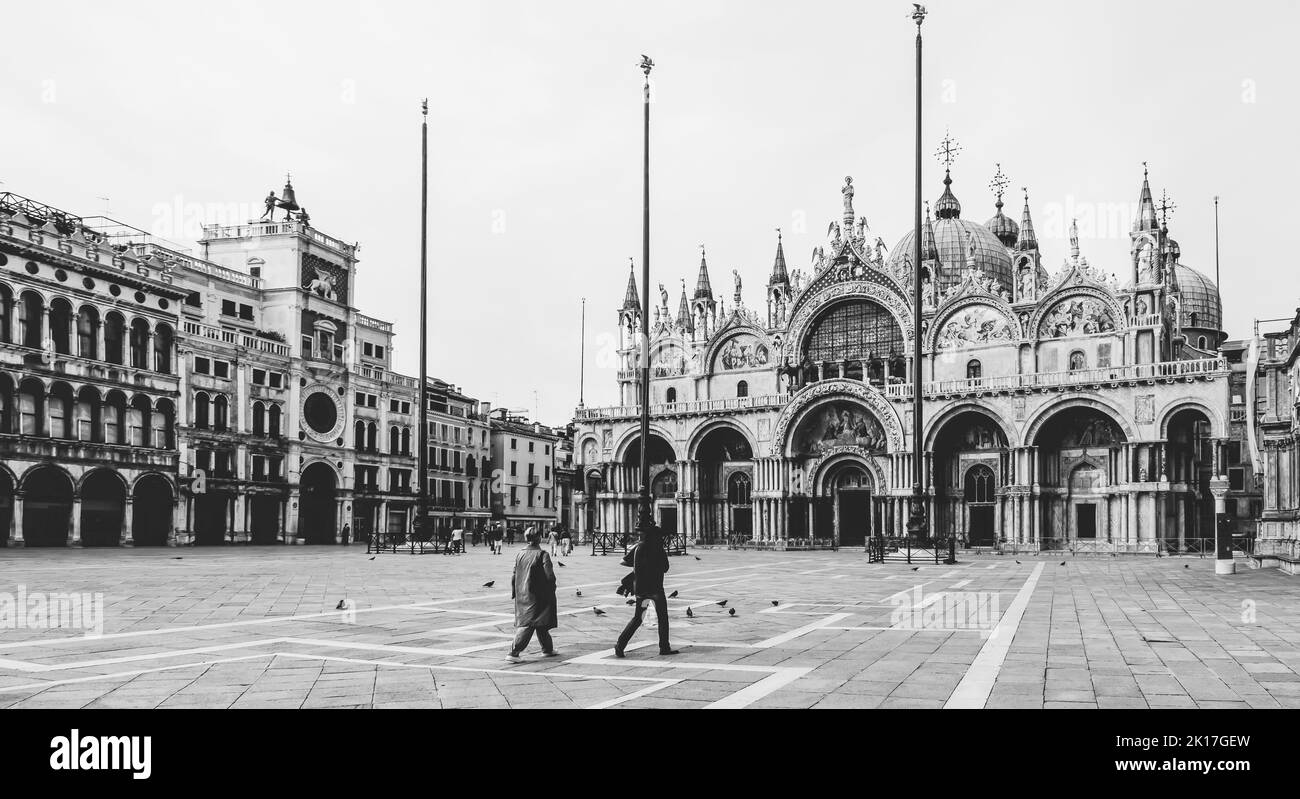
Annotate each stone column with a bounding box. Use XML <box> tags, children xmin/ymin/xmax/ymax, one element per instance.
<box><xmin>287</xmin><ymin>490</ymin><xmax>301</xmax><ymax>542</ymax></box>
<box><xmin>69</xmin><ymin>496</ymin><xmax>82</xmax><ymax>547</ymax></box>
<box><xmin>9</xmin><ymin>491</ymin><xmax>24</xmax><ymax>546</ymax></box>
<box><xmin>122</xmin><ymin>497</ymin><xmax>134</xmax><ymax>546</ymax></box>
<box><xmin>94</xmin><ymin>319</ymin><xmax>104</xmax><ymax>361</ymax></box>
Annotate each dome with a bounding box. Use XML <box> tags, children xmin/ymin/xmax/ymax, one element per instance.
<box><xmin>889</xmin><ymin>218</ymin><xmax>1014</xmax><ymax>294</ymax></box>
<box><xmin>985</xmin><ymin>201</ymin><xmax>1019</xmax><ymax>247</ymax></box>
<box><xmin>1175</xmin><ymin>263</ymin><xmax>1222</xmax><ymax>332</ymax></box>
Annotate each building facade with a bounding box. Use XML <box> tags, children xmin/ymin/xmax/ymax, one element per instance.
<box><xmin>1</xmin><ymin>192</ymin><xmax>188</xmax><ymax>547</ymax></box>
<box><xmin>1252</xmin><ymin>318</ymin><xmax>1300</xmax><ymax>562</ymax></box>
<box><xmin>573</xmin><ymin>167</ymin><xmax>1233</xmax><ymax>551</ymax></box>
<box><xmin>490</xmin><ymin>410</ymin><xmax>560</xmax><ymax>531</ymax></box>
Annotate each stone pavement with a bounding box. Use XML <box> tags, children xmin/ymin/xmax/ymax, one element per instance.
<box><xmin>0</xmin><ymin>544</ymin><xmax>1298</xmax><ymax>709</ymax></box>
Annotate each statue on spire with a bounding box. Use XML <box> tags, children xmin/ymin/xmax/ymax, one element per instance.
<box><xmin>842</xmin><ymin>175</ymin><xmax>855</xmax><ymax>230</ymax></box>
<box><xmin>732</xmin><ymin>269</ymin><xmax>743</xmax><ymax>306</ymax></box>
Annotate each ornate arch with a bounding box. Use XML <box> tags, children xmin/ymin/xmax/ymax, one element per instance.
<box><xmin>702</xmin><ymin>324</ymin><xmax>772</xmax><ymax>375</ymax></box>
<box><xmin>613</xmin><ymin>423</ymin><xmax>680</xmax><ymax>464</ymax></box>
<box><xmin>924</xmin><ymin>400</ymin><xmax>1020</xmax><ymax>450</ymax></box>
<box><xmin>783</xmin><ymin>280</ymin><xmax>914</xmax><ymax>364</ymax></box>
<box><xmin>77</xmin><ymin>466</ymin><xmax>131</xmax><ymax>496</ymax></box>
<box><xmin>0</xmin><ymin>460</ymin><xmax>19</xmax><ymax>491</ymax></box>
<box><xmin>1030</xmin><ymin>285</ymin><xmax>1126</xmax><ymax>339</ymax></box>
<box><xmin>807</xmin><ymin>450</ymin><xmax>886</xmax><ymax>499</ymax></box>
<box><xmin>130</xmin><ymin>471</ymin><xmax>177</xmax><ymax>495</ymax></box>
<box><xmin>686</xmin><ymin>418</ymin><xmax>757</xmax><ymax>460</ymax></box>
<box><xmin>770</xmin><ymin>379</ymin><xmax>904</xmax><ymax>457</ymax></box>
<box><xmin>1157</xmin><ymin>399</ymin><xmax>1224</xmax><ymax>440</ymax></box>
<box><xmin>576</xmin><ymin>435</ymin><xmax>602</xmax><ymax>466</ymax></box>
<box><xmin>926</xmin><ymin>296</ymin><xmax>1020</xmax><ymax>351</ymax></box>
<box><xmin>19</xmin><ymin>462</ymin><xmax>76</xmax><ymax>493</ymax></box>
<box><xmin>1023</xmin><ymin>394</ymin><xmax>1135</xmax><ymax>446</ymax></box>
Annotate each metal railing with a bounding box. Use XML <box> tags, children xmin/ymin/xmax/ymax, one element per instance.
<box><xmin>869</xmin><ymin>536</ymin><xmax>944</xmax><ymax>564</ymax></box>
<box><xmin>884</xmin><ymin>356</ymin><xmax>1227</xmax><ymax>399</ymax></box>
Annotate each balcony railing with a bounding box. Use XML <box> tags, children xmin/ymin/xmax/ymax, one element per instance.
<box><xmin>133</xmin><ymin>243</ymin><xmax>262</xmax><ymax>289</ymax></box>
<box><xmin>201</xmin><ymin>220</ymin><xmax>356</xmax><ymax>256</ymax></box>
<box><xmin>182</xmin><ymin>320</ymin><xmax>291</xmax><ymax>357</ymax></box>
<box><xmin>356</xmin><ymin>314</ymin><xmax>393</xmax><ymax>333</ymax></box>
<box><xmin>884</xmin><ymin>356</ymin><xmax>1228</xmax><ymax>399</ymax></box>
<box><xmin>575</xmin><ymin>393</ymin><xmax>790</xmax><ymax>421</ymax></box>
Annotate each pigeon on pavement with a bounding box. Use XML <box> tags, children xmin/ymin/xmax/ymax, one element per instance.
<box><xmin>694</xmin><ymin>556</ymin><xmax>701</xmax><ymax>561</ymax></box>
<box><xmin>771</xmin><ymin>601</ymin><xmax>779</xmax><ymax>606</ymax></box>
<box><xmin>668</xmin><ymin>590</ymin><xmax>678</xmax><ymax>598</ymax></box>
<box><xmin>576</xmin><ymin>589</ymin><xmax>583</xmax><ymax>597</ymax></box>
<box><xmin>557</xmin><ymin>561</ymin><xmax>566</xmax><ymax>567</ymax></box>
<box><xmin>686</xmin><ymin>607</ymin><xmax>694</xmax><ymax>618</ymax></box>
<box><xmin>716</xmin><ymin>600</ymin><xmax>727</xmax><ymax>607</ymax></box>
<box><xmin>369</xmin><ymin>556</ymin><xmax>376</xmax><ymax>561</ymax></box>
<box><xmin>1059</xmin><ymin>562</ymin><xmax>1066</xmax><ymax>566</ymax></box>
<box><xmin>728</xmin><ymin>608</ymin><xmax>736</xmax><ymax>617</ymax></box>
<box><xmin>483</xmin><ymin>580</ymin><xmax>495</xmax><ymax>588</ymax></box>
<box><xmin>593</xmin><ymin>607</ymin><xmax>606</xmax><ymax>616</ymax></box>
<box><xmin>335</xmin><ymin>600</ymin><xmax>348</xmax><ymax>610</ymax></box>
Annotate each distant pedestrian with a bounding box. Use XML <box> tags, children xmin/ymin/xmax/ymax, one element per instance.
<box><xmin>614</xmin><ymin>528</ymin><xmax>678</xmax><ymax>658</ymax></box>
<box><xmin>341</xmin><ymin>523</ymin><xmax>351</xmax><ymax>545</ymax></box>
<box><xmin>451</xmin><ymin>526</ymin><xmax>464</xmax><ymax>554</ymax></box>
<box><xmin>561</xmin><ymin>525</ymin><xmax>572</xmax><ymax>556</ymax></box>
<box><xmin>509</xmin><ymin>528</ymin><xmax>558</xmax><ymax>658</ymax></box>
<box><xmin>548</xmin><ymin>525</ymin><xmax>560</xmax><ymax>556</ymax></box>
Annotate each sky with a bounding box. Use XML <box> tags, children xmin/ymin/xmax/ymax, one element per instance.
<box><xmin>3</xmin><ymin>0</ymin><xmax>1297</xmax><ymax>425</ymax></box>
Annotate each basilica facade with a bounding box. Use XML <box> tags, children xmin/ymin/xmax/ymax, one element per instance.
<box><xmin>573</xmin><ymin>166</ymin><xmax>1232</xmax><ymax>551</ymax></box>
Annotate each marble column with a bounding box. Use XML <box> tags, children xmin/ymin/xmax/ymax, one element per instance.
<box><xmin>122</xmin><ymin>497</ymin><xmax>134</xmax><ymax>546</ymax></box>
<box><xmin>69</xmin><ymin>496</ymin><xmax>82</xmax><ymax>547</ymax></box>
<box><xmin>9</xmin><ymin>491</ymin><xmax>24</xmax><ymax>546</ymax></box>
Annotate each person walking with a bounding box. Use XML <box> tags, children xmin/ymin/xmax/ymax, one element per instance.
<box><xmin>509</xmin><ymin>528</ymin><xmax>558</xmax><ymax>658</ymax></box>
<box><xmin>548</xmin><ymin>524</ymin><xmax>560</xmax><ymax>556</ymax></box>
<box><xmin>561</xmin><ymin>524</ymin><xmax>573</xmax><ymax>556</ymax></box>
<box><xmin>451</xmin><ymin>526</ymin><xmax>464</xmax><ymax>554</ymax></box>
<box><xmin>614</xmin><ymin>528</ymin><xmax>678</xmax><ymax>658</ymax></box>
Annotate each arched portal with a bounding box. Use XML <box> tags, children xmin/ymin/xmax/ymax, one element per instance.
<box><xmin>0</xmin><ymin>468</ymin><xmax>13</xmax><ymax>545</ymax></box>
<box><xmin>1166</xmin><ymin>407</ymin><xmax>1215</xmax><ymax>548</ymax></box>
<box><xmin>132</xmin><ymin>474</ymin><xmax>173</xmax><ymax>546</ymax></box>
<box><xmin>23</xmin><ymin>466</ymin><xmax>73</xmax><ymax>547</ymax></box>
<box><xmin>1033</xmin><ymin>407</ymin><xmax>1126</xmax><ymax>544</ymax></box>
<box><xmin>80</xmin><ymin>470</ymin><xmax>126</xmax><ymax>547</ymax></box>
<box><xmin>194</xmin><ymin>492</ymin><xmax>231</xmax><ymax>545</ymax></box>
<box><xmin>931</xmin><ymin>409</ymin><xmax>1010</xmax><ymax>545</ymax></box>
<box><xmin>694</xmin><ymin>426</ymin><xmax>753</xmax><ymax>543</ymax></box>
<box><xmin>815</xmin><ymin>460</ymin><xmax>874</xmax><ymax>547</ymax></box>
<box><xmin>300</xmin><ymin>462</ymin><xmax>339</xmax><ymax>544</ymax></box>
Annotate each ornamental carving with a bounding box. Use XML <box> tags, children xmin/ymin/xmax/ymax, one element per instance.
<box><xmin>792</xmin><ymin>401</ymin><xmax>887</xmax><ymax>456</ymax></box>
<box><xmin>784</xmin><ymin>280</ymin><xmax>913</xmax><ymax>363</ymax></box>
<box><xmin>1037</xmin><ymin>295</ymin><xmax>1118</xmax><ymax>338</ymax></box>
<box><xmin>709</xmin><ymin>332</ymin><xmax>770</xmax><ymax>372</ymax></box>
<box><xmin>770</xmin><ymin>379</ymin><xmax>903</xmax><ymax>457</ymax></box>
<box><xmin>803</xmin><ymin>447</ymin><xmax>888</xmax><ymax>498</ymax></box>
<box><xmin>934</xmin><ymin>303</ymin><xmax>1016</xmax><ymax>350</ymax></box>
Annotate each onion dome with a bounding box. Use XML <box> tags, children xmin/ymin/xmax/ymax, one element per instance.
<box><xmin>986</xmin><ymin>197</ymin><xmax>1019</xmax><ymax>247</ymax></box>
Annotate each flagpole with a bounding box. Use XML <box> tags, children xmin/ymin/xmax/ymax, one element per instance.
<box><xmin>636</xmin><ymin>55</ymin><xmax>655</xmax><ymax>545</ymax></box>
<box><xmin>417</xmin><ymin>98</ymin><xmax>431</xmax><ymax>551</ymax></box>
<box><xmin>907</xmin><ymin>6</ymin><xmax>930</xmax><ymax>551</ymax></box>
<box><xmin>579</xmin><ymin>298</ymin><xmax>586</xmax><ymax>409</ymax></box>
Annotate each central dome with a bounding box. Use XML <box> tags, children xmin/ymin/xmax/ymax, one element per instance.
<box><xmin>888</xmin><ymin>218</ymin><xmax>1014</xmax><ymax>294</ymax></box>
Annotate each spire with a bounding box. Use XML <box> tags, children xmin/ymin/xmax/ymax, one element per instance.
<box><xmin>1069</xmin><ymin>218</ymin><xmax>1080</xmax><ymax>260</ymax></box>
<box><xmin>1016</xmin><ymin>188</ymin><xmax>1038</xmax><ymax>251</ymax></box>
<box><xmin>921</xmin><ymin>203</ymin><xmax>939</xmax><ymax>262</ymax></box>
<box><xmin>934</xmin><ymin>131</ymin><xmax>963</xmax><ymax>220</ymax></box>
<box><xmin>769</xmin><ymin>228</ymin><xmax>789</xmax><ymax>285</ymax></box>
<box><xmin>622</xmin><ymin>259</ymin><xmax>639</xmax><ymax>311</ymax></box>
<box><xmin>986</xmin><ymin>163</ymin><xmax>1019</xmax><ymax>247</ymax></box>
<box><xmin>676</xmin><ymin>279</ymin><xmax>692</xmax><ymax>332</ymax></box>
<box><xmin>694</xmin><ymin>245</ymin><xmax>713</xmax><ymax>299</ymax></box>
<box><xmin>1133</xmin><ymin>161</ymin><xmax>1158</xmax><ymax>233</ymax></box>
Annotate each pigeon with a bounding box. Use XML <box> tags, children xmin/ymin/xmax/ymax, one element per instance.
<box><xmin>728</xmin><ymin>608</ymin><xmax>736</xmax><ymax>617</ymax></box>
<box><xmin>716</xmin><ymin>600</ymin><xmax>728</xmax><ymax>607</ymax></box>
<box><xmin>1184</xmin><ymin>564</ymin><xmax>1190</xmax><ymax>569</ymax></box>
<box><xmin>694</xmin><ymin>556</ymin><xmax>701</xmax><ymax>561</ymax></box>
<box><xmin>483</xmin><ymin>581</ymin><xmax>495</xmax><ymax>588</ymax></box>
<box><xmin>911</xmin><ymin>567</ymin><xmax>919</xmax><ymax>572</ymax></box>
<box><xmin>626</xmin><ymin>599</ymin><xmax>636</xmax><ymax>605</ymax></box>
<box><xmin>668</xmin><ymin>590</ymin><xmax>679</xmax><ymax>598</ymax></box>
<box><xmin>592</xmin><ymin>607</ymin><xmax>606</xmax><ymax>616</ymax></box>
<box><xmin>172</xmin><ymin>556</ymin><xmax>183</xmax><ymax>560</ymax></box>
<box><xmin>369</xmin><ymin>556</ymin><xmax>376</xmax><ymax>561</ymax></box>
<box><xmin>335</xmin><ymin>600</ymin><xmax>348</xmax><ymax>610</ymax></box>
<box><xmin>1059</xmin><ymin>562</ymin><xmax>1066</xmax><ymax>566</ymax></box>
<box><xmin>557</xmin><ymin>561</ymin><xmax>566</xmax><ymax>567</ymax></box>
<box><xmin>771</xmin><ymin>601</ymin><xmax>779</xmax><ymax>607</ymax></box>
<box><xmin>1015</xmin><ymin>560</ymin><xmax>1021</xmax><ymax>565</ymax></box>
<box><xmin>576</xmin><ymin>589</ymin><xmax>583</xmax><ymax>597</ymax></box>
<box><xmin>686</xmin><ymin>607</ymin><xmax>694</xmax><ymax>618</ymax></box>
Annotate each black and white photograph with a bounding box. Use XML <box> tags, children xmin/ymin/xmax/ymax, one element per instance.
<box><xmin>0</xmin><ymin>0</ymin><xmax>1294</xmax><ymax>784</ymax></box>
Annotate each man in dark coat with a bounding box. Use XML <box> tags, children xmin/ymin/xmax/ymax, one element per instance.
<box><xmin>614</xmin><ymin>528</ymin><xmax>678</xmax><ymax>657</ymax></box>
<box><xmin>509</xmin><ymin>528</ymin><xmax>558</xmax><ymax>658</ymax></box>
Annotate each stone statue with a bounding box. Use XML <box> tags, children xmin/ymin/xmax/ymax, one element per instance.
<box><xmin>732</xmin><ymin>269</ymin><xmax>742</xmax><ymax>302</ymax></box>
<box><xmin>261</xmin><ymin>191</ymin><xmax>277</xmax><ymax>221</ymax></box>
<box><xmin>658</xmin><ymin>282</ymin><xmax>669</xmax><ymax>312</ymax></box>
<box><xmin>810</xmin><ymin>246</ymin><xmax>825</xmax><ymax>270</ymax></box>
<box><xmin>842</xmin><ymin>176</ymin><xmax>854</xmax><ymax>219</ymax></box>
<box><xmin>307</xmin><ymin>268</ymin><xmax>337</xmax><ymax>301</ymax></box>
<box><xmin>1137</xmin><ymin>240</ymin><xmax>1155</xmax><ymax>283</ymax></box>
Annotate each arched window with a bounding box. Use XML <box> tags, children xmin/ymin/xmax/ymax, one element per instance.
<box><xmin>804</xmin><ymin>300</ymin><xmax>906</xmax><ymax>380</ymax></box>
<box><xmin>129</xmin><ymin>318</ymin><xmax>150</xmax><ymax>369</ymax></box>
<box><xmin>401</xmin><ymin>427</ymin><xmax>411</xmax><ymax>455</ymax></box>
<box><xmin>49</xmin><ymin>299</ymin><xmax>72</xmax><ymax>355</ymax></box>
<box><xmin>480</xmin><ymin>482</ymin><xmax>488</xmax><ymax>508</ymax></box>
<box><xmin>153</xmin><ymin>323</ymin><xmax>174</xmax><ymax>374</ymax></box>
<box><xmin>0</xmin><ymin>283</ymin><xmax>12</xmax><ymax>344</ymax></box>
<box><xmin>1190</xmin><ymin>312</ymin><xmax>1199</xmax><ymax>328</ymax></box>
<box><xmin>963</xmin><ymin>464</ymin><xmax>996</xmax><ymax>504</ymax></box>
<box><xmin>128</xmin><ymin>395</ymin><xmax>150</xmax><ymax>446</ymax></box>
<box><xmin>268</xmin><ymin>404</ymin><xmax>282</xmax><ymax>438</ymax></box>
<box><xmin>665</xmin><ymin>387</ymin><xmax>677</xmax><ymax>405</ymax></box>
<box><xmin>727</xmin><ymin>472</ymin><xmax>752</xmax><ymax>505</ymax></box>
<box><xmin>355</xmin><ymin>420</ymin><xmax>366</xmax><ymax>452</ymax></box>
<box><xmin>75</xmin><ymin>386</ymin><xmax>99</xmax><ymax>442</ymax></box>
<box><xmin>77</xmin><ymin>306</ymin><xmax>98</xmax><ymax>359</ymax></box>
<box><xmin>367</xmin><ymin>422</ymin><xmax>378</xmax><ymax>452</ymax></box>
<box><xmin>154</xmin><ymin>399</ymin><xmax>175</xmax><ymax>449</ymax></box>
<box><xmin>49</xmin><ymin>383</ymin><xmax>74</xmax><ymax>439</ymax></box>
<box><xmin>1198</xmin><ymin>336</ymin><xmax>1208</xmax><ymax>350</ymax></box>
<box><xmin>1068</xmin><ymin>350</ymin><xmax>1086</xmax><ymax>371</ymax></box>
<box><xmin>252</xmin><ymin>402</ymin><xmax>266</xmax><ymax>436</ymax></box>
<box><xmin>18</xmin><ymin>292</ymin><xmax>42</xmax><ymax>348</ymax></box>
<box><xmin>736</xmin><ymin>380</ymin><xmax>748</xmax><ymax>398</ymax></box>
<box><xmin>389</xmin><ymin>425</ymin><xmax>400</xmax><ymax>454</ymax></box>
<box><xmin>18</xmin><ymin>378</ymin><xmax>44</xmax><ymax>435</ymax></box>
<box><xmin>213</xmin><ymin>395</ymin><xmax>229</xmax><ymax>432</ymax></box>
<box><xmin>103</xmin><ymin>392</ymin><xmax>126</xmax><ymax>443</ymax></box>
<box><xmin>0</xmin><ymin>375</ymin><xmax>14</xmax><ymax>433</ymax></box>
<box><xmin>966</xmin><ymin>359</ymin><xmax>982</xmax><ymax>380</ymax></box>
<box><xmin>104</xmin><ymin>313</ymin><xmax>125</xmax><ymax>365</ymax></box>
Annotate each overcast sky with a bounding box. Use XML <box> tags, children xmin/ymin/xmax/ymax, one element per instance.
<box><xmin>3</xmin><ymin>1</ymin><xmax>1296</xmax><ymax>424</ymax></box>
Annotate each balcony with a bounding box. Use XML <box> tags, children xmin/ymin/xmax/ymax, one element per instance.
<box><xmin>884</xmin><ymin>356</ymin><xmax>1228</xmax><ymax>399</ymax></box>
<box><xmin>576</xmin><ymin>393</ymin><xmax>790</xmax><ymax>421</ymax></box>
<box><xmin>131</xmin><ymin>242</ymin><xmax>261</xmax><ymax>289</ymax></box>
<box><xmin>201</xmin><ymin>220</ymin><xmax>357</xmax><ymax>257</ymax></box>
<box><xmin>181</xmin><ymin>320</ymin><xmax>291</xmax><ymax>358</ymax></box>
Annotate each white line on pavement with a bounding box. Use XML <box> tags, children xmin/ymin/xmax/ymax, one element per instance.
<box><xmin>943</xmin><ymin>562</ymin><xmax>1044</xmax><ymax>709</ymax></box>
